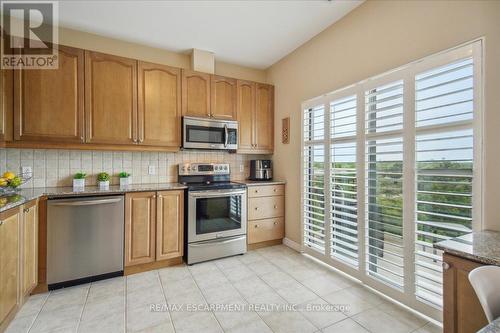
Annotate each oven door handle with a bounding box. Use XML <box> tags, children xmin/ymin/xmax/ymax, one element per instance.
<box><xmin>189</xmin><ymin>189</ymin><xmax>246</xmax><ymax>198</ymax></box>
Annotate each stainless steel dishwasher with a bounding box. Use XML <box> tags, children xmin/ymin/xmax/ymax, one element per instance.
<box><xmin>47</xmin><ymin>195</ymin><xmax>124</xmax><ymax>289</ymax></box>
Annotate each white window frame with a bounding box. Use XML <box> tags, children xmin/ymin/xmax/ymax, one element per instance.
<box><xmin>300</xmin><ymin>39</ymin><xmax>483</xmax><ymax>321</ymax></box>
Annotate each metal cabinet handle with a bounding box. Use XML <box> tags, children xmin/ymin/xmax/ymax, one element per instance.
<box><xmin>254</xmin><ymin>224</ymin><xmax>258</xmax><ymax>228</ymax></box>
<box><xmin>50</xmin><ymin>198</ymin><xmax>122</xmax><ymax>206</ymax></box>
<box><xmin>442</xmin><ymin>262</ymin><xmax>451</xmax><ymax>271</ymax></box>
<box><xmin>273</xmin><ymin>188</ymin><xmax>277</xmax><ymax>192</ymax></box>
<box><xmin>0</xmin><ymin>221</ymin><xmax>3</xmax><ymax>226</ymax></box>
<box><xmin>274</xmin><ymin>205</ymin><xmax>277</xmax><ymax>209</ymax></box>
<box><xmin>23</xmin><ymin>208</ymin><xmax>29</xmax><ymax>213</ymax></box>
<box><xmin>254</xmin><ymin>190</ymin><xmax>259</xmax><ymax>193</ymax></box>
<box><xmin>273</xmin><ymin>221</ymin><xmax>278</xmax><ymax>225</ymax></box>
<box><xmin>254</xmin><ymin>207</ymin><xmax>258</xmax><ymax>210</ymax></box>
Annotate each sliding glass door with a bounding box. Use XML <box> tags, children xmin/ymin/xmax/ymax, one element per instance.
<box><xmin>301</xmin><ymin>41</ymin><xmax>482</xmax><ymax>320</ymax></box>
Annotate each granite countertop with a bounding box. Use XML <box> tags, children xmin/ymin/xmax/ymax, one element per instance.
<box><xmin>236</xmin><ymin>180</ymin><xmax>286</xmax><ymax>186</ymax></box>
<box><xmin>0</xmin><ymin>183</ymin><xmax>187</xmax><ymax>213</ymax></box>
<box><xmin>478</xmin><ymin>317</ymin><xmax>500</xmax><ymax>333</ymax></box>
<box><xmin>434</xmin><ymin>231</ymin><xmax>500</xmax><ymax>266</ymax></box>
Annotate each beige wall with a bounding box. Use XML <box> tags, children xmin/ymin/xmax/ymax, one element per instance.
<box><xmin>58</xmin><ymin>25</ymin><xmax>267</xmax><ymax>83</ymax></box>
<box><xmin>266</xmin><ymin>0</ymin><xmax>500</xmax><ymax>243</ymax></box>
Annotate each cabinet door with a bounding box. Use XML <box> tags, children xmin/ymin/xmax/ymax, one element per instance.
<box><xmin>181</xmin><ymin>69</ymin><xmax>211</xmax><ymax>118</ymax></box>
<box><xmin>22</xmin><ymin>200</ymin><xmax>38</xmax><ymax>296</ymax></box>
<box><xmin>14</xmin><ymin>46</ymin><xmax>84</xmax><ymax>143</ymax></box>
<box><xmin>156</xmin><ymin>190</ymin><xmax>184</xmax><ymax>261</ymax></box>
<box><xmin>125</xmin><ymin>192</ymin><xmax>156</xmax><ymax>266</ymax></box>
<box><xmin>0</xmin><ymin>208</ymin><xmax>20</xmax><ymax>323</ymax></box>
<box><xmin>211</xmin><ymin>76</ymin><xmax>236</xmax><ymax>120</ymax></box>
<box><xmin>443</xmin><ymin>253</ymin><xmax>488</xmax><ymax>333</ymax></box>
<box><xmin>138</xmin><ymin>61</ymin><xmax>181</xmax><ymax>147</ymax></box>
<box><xmin>236</xmin><ymin>80</ymin><xmax>255</xmax><ymax>152</ymax></box>
<box><xmin>85</xmin><ymin>51</ymin><xmax>137</xmax><ymax>145</ymax></box>
<box><xmin>1</xmin><ymin>68</ymin><xmax>13</xmax><ymax>142</ymax></box>
<box><xmin>254</xmin><ymin>84</ymin><xmax>274</xmax><ymax>152</ymax></box>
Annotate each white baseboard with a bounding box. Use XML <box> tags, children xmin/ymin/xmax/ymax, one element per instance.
<box><xmin>283</xmin><ymin>238</ymin><xmax>302</xmax><ymax>252</ymax></box>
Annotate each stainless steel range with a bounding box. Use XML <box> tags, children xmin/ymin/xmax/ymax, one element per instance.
<box><xmin>179</xmin><ymin>163</ymin><xmax>247</xmax><ymax>265</ymax></box>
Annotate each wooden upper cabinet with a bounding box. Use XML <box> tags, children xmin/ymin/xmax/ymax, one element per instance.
<box><xmin>211</xmin><ymin>76</ymin><xmax>236</xmax><ymax>120</ymax></box>
<box><xmin>181</xmin><ymin>69</ymin><xmax>211</xmax><ymax>118</ymax></box>
<box><xmin>85</xmin><ymin>51</ymin><xmax>137</xmax><ymax>145</ymax></box>
<box><xmin>14</xmin><ymin>46</ymin><xmax>84</xmax><ymax>143</ymax></box>
<box><xmin>125</xmin><ymin>192</ymin><xmax>156</xmax><ymax>267</ymax></box>
<box><xmin>22</xmin><ymin>200</ymin><xmax>38</xmax><ymax>296</ymax></box>
<box><xmin>1</xmin><ymin>68</ymin><xmax>13</xmax><ymax>142</ymax></box>
<box><xmin>156</xmin><ymin>190</ymin><xmax>184</xmax><ymax>261</ymax></box>
<box><xmin>254</xmin><ymin>83</ymin><xmax>274</xmax><ymax>152</ymax></box>
<box><xmin>138</xmin><ymin>62</ymin><xmax>181</xmax><ymax>148</ymax></box>
<box><xmin>236</xmin><ymin>80</ymin><xmax>255</xmax><ymax>152</ymax></box>
<box><xmin>0</xmin><ymin>207</ymin><xmax>20</xmax><ymax>324</ymax></box>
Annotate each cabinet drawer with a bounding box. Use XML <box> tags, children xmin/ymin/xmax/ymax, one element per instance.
<box><xmin>248</xmin><ymin>218</ymin><xmax>284</xmax><ymax>244</ymax></box>
<box><xmin>248</xmin><ymin>185</ymin><xmax>284</xmax><ymax>198</ymax></box>
<box><xmin>248</xmin><ymin>196</ymin><xmax>284</xmax><ymax>220</ymax></box>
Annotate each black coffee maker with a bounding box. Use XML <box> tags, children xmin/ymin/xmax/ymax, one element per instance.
<box><xmin>249</xmin><ymin>160</ymin><xmax>272</xmax><ymax>180</ymax></box>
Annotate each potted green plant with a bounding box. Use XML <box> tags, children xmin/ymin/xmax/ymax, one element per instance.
<box><xmin>97</xmin><ymin>172</ymin><xmax>110</xmax><ymax>190</ymax></box>
<box><xmin>118</xmin><ymin>171</ymin><xmax>131</xmax><ymax>187</ymax></box>
<box><xmin>73</xmin><ymin>172</ymin><xmax>86</xmax><ymax>190</ymax></box>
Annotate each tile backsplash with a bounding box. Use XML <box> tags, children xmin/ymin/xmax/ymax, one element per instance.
<box><xmin>0</xmin><ymin>148</ymin><xmax>267</xmax><ymax>188</ymax></box>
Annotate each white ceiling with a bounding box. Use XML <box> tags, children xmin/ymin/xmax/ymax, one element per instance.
<box><xmin>57</xmin><ymin>0</ymin><xmax>362</xmax><ymax>69</ymax></box>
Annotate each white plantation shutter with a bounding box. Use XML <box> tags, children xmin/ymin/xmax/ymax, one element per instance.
<box><xmin>366</xmin><ymin>137</ymin><xmax>405</xmax><ymax>289</ymax></box>
<box><xmin>415</xmin><ymin>58</ymin><xmax>473</xmax><ymax>128</ymax></box>
<box><xmin>330</xmin><ymin>95</ymin><xmax>358</xmax><ymax>267</ymax></box>
<box><xmin>413</xmin><ymin>56</ymin><xmax>476</xmax><ymax>307</ymax></box>
<box><xmin>366</xmin><ymin>81</ymin><xmax>404</xmax><ymax>134</ymax></box>
<box><xmin>415</xmin><ymin>129</ymin><xmax>473</xmax><ymax>307</ymax></box>
<box><xmin>301</xmin><ymin>41</ymin><xmax>481</xmax><ymax>319</ymax></box>
<box><xmin>303</xmin><ymin>105</ymin><xmax>326</xmax><ymax>253</ymax></box>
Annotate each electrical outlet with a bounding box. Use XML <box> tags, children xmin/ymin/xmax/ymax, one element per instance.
<box><xmin>239</xmin><ymin>164</ymin><xmax>244</xmax><ymax>172</ymax></box>
<box><xmin>148</xmin><ymin>165</ymin><xmax>156</xmax><ymax>175</ymax></box>
<box><xmin>21</xmin><ymin>166</ymin><xmax>32</xmax><ymax>177</ymax></box>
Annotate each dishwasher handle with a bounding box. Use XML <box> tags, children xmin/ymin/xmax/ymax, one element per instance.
<box><xmin>49</xmin><ymin>198</ymin><xmax>122</xmax><ymax>206</ymax></box>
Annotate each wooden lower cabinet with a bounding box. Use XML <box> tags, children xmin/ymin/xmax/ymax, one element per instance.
<box><xmin>248</xmin><ymin>218</ymin><xmax>284</xmax><ymax>244</ymax></box>
<box><xmin>125</xmin><ymin>192</ymin><xmax>156</xmax><ymax>266</ymax></box>
<box><xmin>22</xmin><ymin>200</ymin><xmax>38</xmax><ymax>297</ymax></box>
<box><xmin>443</xmin><ymin>253</ymin><xmax>489</xmax><ymax>333</ymax></box>
<box><xmin>156</xmin><ymin>191</ymin><xmax>184</xmax><ymax>260</ymax></box>
<box><xmin>0</xmin><ymin>207</ymin><xmax>20</xmax><ymax>328</ymax></box>
<box><xmin>247</xmin><ymin>184</ymin><xmax>285</xmax><ymax>247</ymax></box>
<box><xmin>125</xmin><ymin>191</ymin><xmax>184</xmax><ymax>271</ymax></box>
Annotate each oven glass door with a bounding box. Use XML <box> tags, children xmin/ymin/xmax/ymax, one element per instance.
<box><xmin>188</xmin><ymin>190</ymin><xmax>247</xmax><ymax>242</ymax></box>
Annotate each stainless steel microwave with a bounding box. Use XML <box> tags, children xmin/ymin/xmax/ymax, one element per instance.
<box><xmin>182</xmin><ymin>116</ymin><xmax>238</xmax><ymax>150</ymax></box>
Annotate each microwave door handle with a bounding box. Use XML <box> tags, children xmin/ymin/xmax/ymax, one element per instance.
<box><xmin>224</xmin><ymin>124</ymin><xmax>228</xmax><ymax>147</ymax></box>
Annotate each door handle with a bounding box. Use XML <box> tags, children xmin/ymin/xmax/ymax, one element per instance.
<box><xmin>50</xmin><ymin>198</ymin><xmax>122</xmax><ymax>206</ymax></box>
<box><xmin>224</xmin><ymin>124</ymin><xmax>228</xmax><ymax>148</ymax></box>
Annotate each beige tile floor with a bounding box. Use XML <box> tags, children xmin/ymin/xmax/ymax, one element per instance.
<box><xmin>6</xmin><ymin>245</ymin><xmax>443</xmax><ymax>333</ymax></box>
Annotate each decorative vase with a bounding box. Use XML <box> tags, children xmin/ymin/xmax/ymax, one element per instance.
<box><xmin>73</xmin><ymin>179</ymin><xmax>85</xmax><ymax>190</ymax></box>
<box><xmin>119</xmin><ymin>177</ymin><xmax>130</xmax><ymax>188</ymax></box>
<box><xmin>98</xmin><ymin>180</ymin><xmax>110</xmax><ymax>190</ymax></box>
